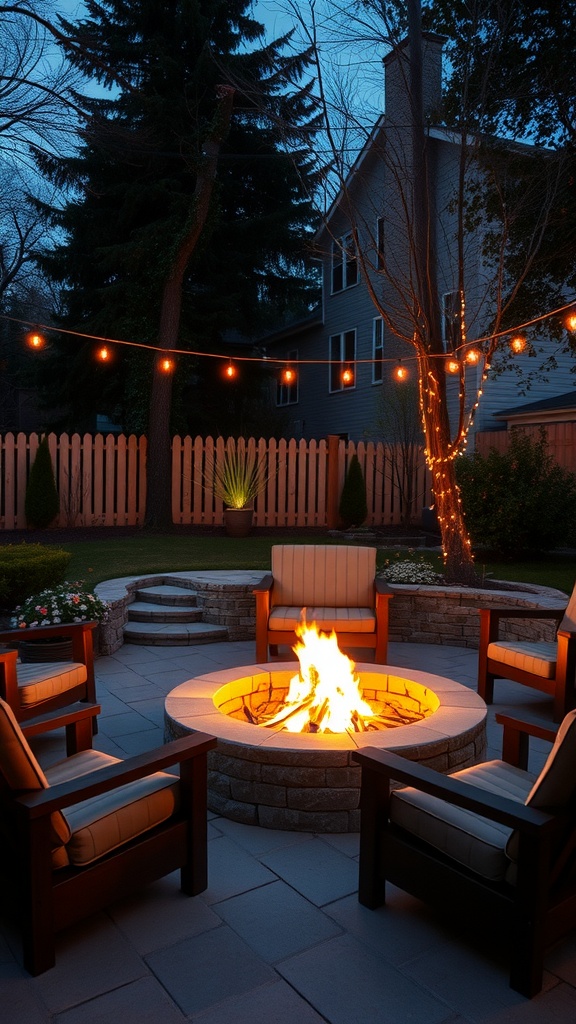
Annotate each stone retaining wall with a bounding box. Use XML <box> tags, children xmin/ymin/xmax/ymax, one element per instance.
<box><xmin>95</xmin><ymin>571</ymin><xmax>567</xmax><ymax>656</ymax></box>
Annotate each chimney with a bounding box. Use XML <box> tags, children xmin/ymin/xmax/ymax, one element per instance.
<box><xmin>383</xmin><ymin>32</ymin><xmax>446</xmax><ymax>125</ymax></box>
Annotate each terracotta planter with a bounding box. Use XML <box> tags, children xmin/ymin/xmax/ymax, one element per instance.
<box><xmin>17</xmin><ymin>637</ymin><xmax>74</xmax><ymax>663</ymax></box>
<box><xmin>223</xmin><ymin>507</ymin><xmax>254</xmax><ymax>538</ymax></box>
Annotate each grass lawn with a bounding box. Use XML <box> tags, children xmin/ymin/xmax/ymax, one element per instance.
<box><xmin>54</xmin><ymin>531</ymin><xmax>576</xmax><ymax>596</ymax></box>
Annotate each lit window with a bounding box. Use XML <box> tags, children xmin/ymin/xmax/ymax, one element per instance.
<box><xmin>276</xmin><ymin>349</ymin><xmax>299</xmax><ymax>406</ymax></box>
<box><xmin>332</xmin><ymin>232</ymin><xmax>358</xmax><ymax>292</ymax></box>
<box><xmin>372</xmin><ymin>318</ymin><xmax>384</xmax><ymax>383</ymax></box>
<box><xmin>329</xmin><ymin>330</ymin><xmax>356</xmax><ymax>392</ymax></box>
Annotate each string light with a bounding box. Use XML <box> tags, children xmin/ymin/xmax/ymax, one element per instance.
<box><xmin>224</xmin><ymin>359</ymin><xmax>237</xmax><ymax>380</ymax></box>
<box><xmin>341</xmin><ymin>366</ymin><xmax>354</xmax><ymax>385</ymax></box>
<box><xmin>281</xmin><ymin>367</ymin><xmax>296</xmax><ymax>384</ymax></box>
<box><xmin>445</xmin><ymin>357</ymin><xmax>460</xmax><ymax>374</ymax></box>
<box><xmin>26</xmin><ymin>330</ymin><xmax>46</xmax><ymax>350</ymax></box>
<box><xmin>566</xmin><ymin>313</ymin><xmax>576</xmax><ymax>332</ymax></box>
<box><xmin>158</xmin><ymin>356</ymin><xmax>175</xmax><ymax>373</ymax></box>
<box><xmin>392</xmin><ymin>361</ymin><xmax>408</xmax><ymax>381</ymax></box>
<box><xmin>464</xmin><ymin>347</ymin><xmax>481</xmax><ymax>365</ymax></box>
<box><xmin>97</xmin><ymin>345</ymin><xmax>110</xmax><ymax>361</ymax></box>
<box><xmin>509</xmin><ymin>334</ymin><xmax>527</xmax><ymax>354</ymax></box>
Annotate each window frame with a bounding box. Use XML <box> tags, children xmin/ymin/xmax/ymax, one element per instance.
<box><xmin>331</xmin><ymin>232</ymin><xmax>358</xmax><ymax>293</ymax></box>
<box><xmin>276</xmin><ymin>348</ymin><xmax>299</xmax><ymax>407</ymax></box>
<box><xmin>329</xmin><ymin>329</ymin><xmax>356</xmax><ymax>393</ymax></box>
<box><xmin>372</xmin><ymin>317</ymin><xmax>384</xmax><ymax>383</ymax></box>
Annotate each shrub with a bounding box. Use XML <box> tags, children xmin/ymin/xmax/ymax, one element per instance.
<box><xmin>339</xmin><ymin>454</ymin><xmax>368</xmax><ymax>528</ymax></box>
<box><xmin>456</xmin><ymin>428</ymin><xmax>576</xmax><ymax>555</ymax></box>
<box><xmin>381</xmin><ymin>558</ymin><xmax>444</xmax><ymax>584</ymax></box>
<box><xmin>12</xmin><ymin>581</ymin><xmax>110</xmax><ymax>628</ymax></box>
<box><xmin>25</xmin><ymin>437</ymin><xmax>60</xmax><ymax>528</ymax></box>
<box><xmin>0</xmin><ymin>544</ymin><xmax>71</xmax><ymax>609</ymax></box>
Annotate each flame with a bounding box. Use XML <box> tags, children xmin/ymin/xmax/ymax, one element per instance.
<box><xmin>265</xmin><ymin>619</ymin><xmax>375</xmax><ymax>733</ymax></box>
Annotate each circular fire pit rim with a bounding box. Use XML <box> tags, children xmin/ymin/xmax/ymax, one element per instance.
<box><xmin>164</xmin><ymin>661</ymin><xmax>486</xmax><ymax>753</ymax></box>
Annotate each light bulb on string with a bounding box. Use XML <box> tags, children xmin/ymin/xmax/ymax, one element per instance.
<box><xmin>566</xmin><ymin>313</ymin><xmax>576</xmax><ymax>333</ymax></box>
<box><xmin>445</xmin><ymin>357</ymin><xmax>460</xmax><ymax>374</ymax></box>
<box><xmin>341</xmin><ymin>365</ymin><xmax>354</xmax><ymax>385</ymax></box>
<box><xmin>159</xmin><ymin>356</ymin><xmax>175</xmax><ymax>374</ymax></box>
<box><xmin>97</xmin><ymin>345</ymin><xmax>110</xmax><ymax>362</ymax></box>
<box><xmin>509</xmin><ymin>334</ymin><xmax>527</xmax><ymax>354</ymax></box>
<box><xmin>281</xmin><ymin>366</ymin><xmax>296</xmax><ymax>385</ymax></box>
<box><xmin>224</xmin><ymin>359</ymin><xmax>237</xmax><ymax>380</ymax></box>
<box><xmin>464</xmin><ymin>347</ymin><xmax>481</xmax><ymax>365</ymax></box>
<box><xmin>392</xmin><ymin>360</ymin><xmax>408</xmax><ymax>382</ymax></box>
<box><xmin>26</xmin><ymin>330</ymin><xmax>46</xmax><ymax>351</ymax></box>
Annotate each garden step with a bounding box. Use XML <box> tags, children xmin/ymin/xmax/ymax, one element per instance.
<box><xmin>134</xmin><ymin>585</ymin><xmax>199</xmax><ymax>606</ymax></box>
<box><xmin>123</xmin><ymin>621</ymin><xmax>228</xmax><ymax>646</ymax></box>
<box><xmin>128</xmin><ymin>602</ymin><xmax>203</xmax><ymax>624</ymax></box>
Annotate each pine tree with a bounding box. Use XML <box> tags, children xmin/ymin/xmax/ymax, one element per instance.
<box><xmin>339</xmin><ymin>455</ymin><xmax>368</xmax><ymax>529</ymax></box>
<box><xmin>25</xmin><ymin>437</ymin><xmax>60</xmax><ymax>528</ymax></box>
<box><xmin>34</xmin><ymin>0</ymin><xmax>321</xmax><ymax>524</ymax></box>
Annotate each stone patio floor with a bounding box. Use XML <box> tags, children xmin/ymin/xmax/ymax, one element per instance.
<box><xmin>3</xmin><ymin>631</ymin><xmax>576</xmax><ymax>1023</ymax></box>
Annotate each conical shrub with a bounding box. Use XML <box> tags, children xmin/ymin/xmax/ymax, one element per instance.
<box><xmin>25</xmin><ymin>437</ymin><xmax>60</xmax><ymax>528</ymax></box>
<box><xmin>339</xmin><ymin>454</ymin><xmax>368</xmax><ymax>528</ymax></box>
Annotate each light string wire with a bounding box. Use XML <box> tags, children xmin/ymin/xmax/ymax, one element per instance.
<box><xmin>4</xmin><ymin>298</ymin><xmax>576</xmax><ymax>368</ymax></box>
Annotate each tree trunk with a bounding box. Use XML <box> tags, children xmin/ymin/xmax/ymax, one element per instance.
<box><xmin>144</xmin><ymin>86</ymin><xmax>235</xmax><ymax>530</ymax></box>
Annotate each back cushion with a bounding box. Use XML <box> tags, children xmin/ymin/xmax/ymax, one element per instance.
<box><xmin>559</xmin><ymin>583</ymin><xmax>576</xmax><ymax>632</ymax></box>
<box><xmin>525</xmin><ymin>708</ymin><xmax>576</xmax><ymax>811</ymax></box>
<box><xmin>271</xmin><ymin>545</ymin><xmax>376</xmax><ymax>608</ymax></box>
<box><xmin>0</xmin><ymin>698</ymin><xmax>71</xmax><ymax>847</ymax></box>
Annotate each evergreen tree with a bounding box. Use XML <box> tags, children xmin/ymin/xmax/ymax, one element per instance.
<box><xmin>33</xmin><ymin>0</ymin><xmax>321</xmax><ymax>523</ymax></box>
<box><xmin>25</xmin><ymin>437</ymin><xmax>60</xmax><ymax>528</ymax></box>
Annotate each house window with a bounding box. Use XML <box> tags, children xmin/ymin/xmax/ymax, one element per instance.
<box><xmin>331</xmin><ymin>232</ymin><xmax>358</xmax><ymax>292</ymax></box>
<box><xmin>329</xmin><ymin>330</ymin><xmax>356</xmax><ymax>392</ymax></box>
<box><xmin>276</xmin><ymin>349</ymin><xmax>299</xmax><ymax>406</ymax></box>
<box><xmin>376</xmin><ymin>217</ymin><xmax>385</xmax><ymax>268</ymax></box>
<box><xmin>442</xmin><ymin>290</ymin><xmax>461</xmax><ymax>351</ymax></box>
<box><xmin>372</xmin><ymin>318</ymin><xmax>384</xmax><ymax>383</ymax></box>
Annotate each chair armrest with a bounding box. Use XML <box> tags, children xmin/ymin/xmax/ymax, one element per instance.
<box><xmin>253</xmin><ymin>574</ymin><xmax>273</xmax><ymax>595</ymax></box>
<box><xmin>479</xmin><ymin>606</ymin><xmax>565</xmax><ymax>627</ymax></box>
<box><xmin>375</xmin><ymin>579</ymin><xmax>394</xmax><ymax>598</ymax></box>
<box><xmin>352</xmin><ymin>746</ymin><xmax>554</xmax><ymax>834</ymax></box>
<box><xmin>21</xmin><ymin>703</ymin><xmax>101</xmax><ymax>739</ymax></box>
<box><xmin>495</xmin><ymin>711</ymin><xmax>558</xmax><ymax>769</ymax></box>
<box><xmin>16</xmin><ymin>733</ymin><xmax>217</xmax><ymax>818</ymax></box>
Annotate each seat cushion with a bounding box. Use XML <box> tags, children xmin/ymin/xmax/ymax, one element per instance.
<box><xmin>0</xmin><ymin>697</ymin><xmax>71</xmax><ymax>847</ymax></box>
<box><xmin>268</xmin><ymin>606</ymin><xmax>376</xmax><ymax>634</ymax></box>
<box><xmin>390</xmin><ymin>759</ymin><xmax>535</xmax><ymax>881</ymax></box>
<box><xmin>271</xmin><ymin>545</ymin><xmax>376</xmax><ymax>608</ymax></box>
<box><xmin>486</xmin><ymin>641</ymin><xmax>556</xmax><ymax>679</ymax></box>
<box><xmin>17</xmin><ymin>661</ymin><xmax>88</xmax><ymax>708</ymax></box>
<box><xmin>45</xmin><ymin>750</ymin><xmax>180</xmax><ymax>867</ymax></box>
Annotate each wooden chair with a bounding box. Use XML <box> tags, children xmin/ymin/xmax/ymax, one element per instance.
<box><xmin>253</xmin><ymin>545</ymin><xmax>393</xmax><ymax>663</ymax></box>
<box><xmin>0</xmin><ymin>621</ymin><xmax>98</xmax><ymax>724</ymax></box>
<box><xmin>0</xmin><ymin>696</ymin><xmax>216</xmax><ymax>975</ymax></box>
<box><xmin>353</xmin><ymin>710</ymin><xmax>576</xmax><ymax>997</ymax></box>
<box><xmin>477</xmin><ymin>584</ymin><xmax>576</xmax><ymax>721</ymax></box>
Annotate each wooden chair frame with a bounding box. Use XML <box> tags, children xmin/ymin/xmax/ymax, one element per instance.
<box><xmin>353</xmin><ymin>714</ymin><xmax>576</xmax><ymax>997</ymax></box>
<box><xmin>0</xmin><ymin>706</ymin><xmax>216</xmax><ymax>975</ymax></box>
<box><xmin>0</xmin><ymin>621</ymin><xmax>97</xmax><ymax>723</ymax></box>
<box><xmin>254</xmin><ymin>575</ymin><xmax>392</xmax><ymax>664</ymax></box>
<box><xmin>477</xmin><ymin>605</ymin><xmax>576</xmax><ymax>721</ymax></box>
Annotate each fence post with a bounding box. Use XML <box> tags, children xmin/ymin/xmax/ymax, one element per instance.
<box><xmin>326</xmin><ymin>434</ymin><xmax>340</xmax><ymax>530</ymax></box>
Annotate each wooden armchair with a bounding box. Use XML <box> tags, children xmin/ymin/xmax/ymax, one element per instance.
<box><xmin>0</xmin><ymin>696</ymin><xmax>216</xmax><ymax>975</ymax></box>
<box><xmin>477</xmin><ymin>584</ymin><xmax>576</xmax><ymax>721</ymax></box>
<box><xmin>0</xmin><ymin>621</ymin><xmax>97</xmax><ymax>724</ymax></box>
<box><xmin>253</xmin><ymin>545</ymin><xmax>393</xmax><ymax>663</ymax></box>
<box><xmin>353</xmin><ymin>711</ymin><xmax>576</xmax><ymax>997</ymax></box>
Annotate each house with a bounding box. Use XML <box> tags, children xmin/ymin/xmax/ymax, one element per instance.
<box><xmin>262</xmin><ymin>33</ymin><xmax>575</xmax><ymax>446</ymax></box>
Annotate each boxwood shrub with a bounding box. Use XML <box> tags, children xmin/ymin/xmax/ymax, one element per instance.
<box><xmin>0</xmin><ymin>544</ymin><xmax>72</xmax><ymax>610</ymax></box>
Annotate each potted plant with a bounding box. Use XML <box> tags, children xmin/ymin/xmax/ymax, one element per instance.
<box><xmin>211</xmin><ymin>449</ymin><xmax>268</xmax><ymax>537</ymax></box>
<box><xmin>10</xmin><ymin>581</ymin><xmax>110</xmax><ymax>661</ymax></box>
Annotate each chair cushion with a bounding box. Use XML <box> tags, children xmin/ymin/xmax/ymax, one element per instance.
<box><xmin>45</xmin><ymin>751</ymin><xmax>179</xmax><ymax>867</ymax></box>
<box><xmin>486</xmin><ymin>641</ymin><xmax>556</xmax><ymax>679</ymax></box>
<box><xmin>507</xmin><ymin>709</ymin><xmax>576</xmax><ymax>860</ymax></box>
<box><xmin>271</xmin><ymin>545</ymin><xmax>376</xmax><ymax>609</ymax></box>
<box><xmin>0</xmin><ymin>698</ymin><xmax>71</xmax><ymax>847</ymax></box>
<box><xmin>268</xmin><ymin>606</ymin><xmax>376</xmax><ymax>634</ymax></box>
<box><xmin>391</xmin><ymin>759</ymin><xmax>535</xmax><ymax>881</ymax></box>
<box><xmin>559</xmin><ymin>582</ymin><xmax>576</xmax><ymax>632</ymax></box>
<box><xmin>17</xmin><ymin>661</ymin><xmax>88</xmax><ymax>708</ymax></box>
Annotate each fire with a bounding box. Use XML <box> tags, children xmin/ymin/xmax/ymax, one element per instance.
<box><xmin>263</xmin><ymin>620</ymin><xmax>376</xmax><ymax>734</ymax></box>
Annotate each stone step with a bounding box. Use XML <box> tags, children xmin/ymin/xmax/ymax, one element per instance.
<box><xmin>128</xmin><ymin>602</ymin><xmax>203</xmax><ymax>624</ymax></box>
<box><xmin>134</xmin><ymin>585</ymin><xmax>199</xmax><ymax>607</ymax></box>
<box><xmin>123</xmin><ymin>620</ymin><xmax>228</xmax><ymax>646</ymax></box>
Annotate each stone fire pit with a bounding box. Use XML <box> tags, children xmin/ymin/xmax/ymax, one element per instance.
<box><xmin>164</xmin><ymin>663</ymin><xmax>487</xmax><ymax>833</ymax></box>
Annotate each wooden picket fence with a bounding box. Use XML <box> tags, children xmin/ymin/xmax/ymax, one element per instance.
<box><xmin>475</xmin><ymin>423</ymin><xmax>576</xmax><ymax>474</ymax></box>
<box><xmin>0</xmin><ymin>432</ymin><xmax>431</xmax><ymax>531</ymax></box>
